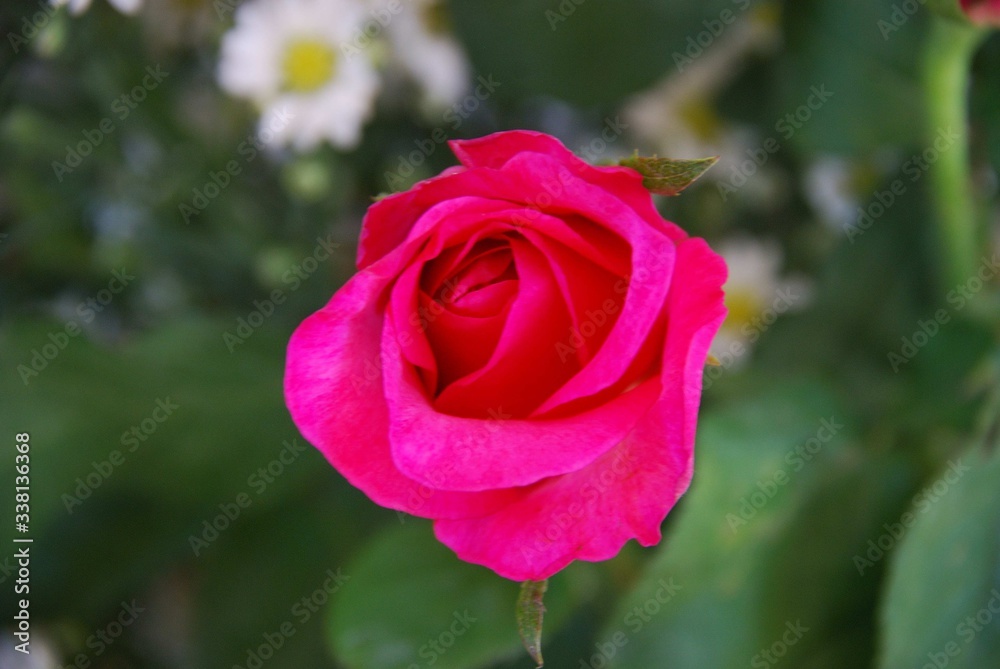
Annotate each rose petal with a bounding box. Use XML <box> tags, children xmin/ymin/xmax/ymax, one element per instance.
<box><xmin>284</xmin><ymin>257</ymin><xmax>517</xmax><ymax>519</ymax></box>
<box><xmin>450</xmin><ymin>130</ymin><xmax>689</xmax><ymax>243</ymax></box>
<box><xmin>517</xmin><ymin>227</ymin><xmax>624</xmax><ymax>365</ymax></box>
<box><xmin>422</xmin><ymin>282</ymin><xmax>514</xmax><ymax>388</ymax></box>
<box><xmin>381</xmin><ymin>308</ymin><xmax>663</xmax><ymax>492</ymax></box>
<box><xmin>433</xmin><ymin>236</ymin><xmax>577</xmax><ymax>417</ymax></box>
<box><xmin>357</xmin><ymin>130</ymin><xmax>687</xmax><ymax>270</ymax></box>
<box><xmin>432</xmin><ymin>237</ymin><xmax>727</xmax><ymax>580</ymax></box>
<box><xmin>489</xmin><ymin>154</ymin><xmax>677</xmax><ymax>415</ymax></box>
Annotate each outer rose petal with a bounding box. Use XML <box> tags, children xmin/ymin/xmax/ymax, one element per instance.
<box><xmin>284</xmin><ymin>260</ymin><xmax>518</xmax><ymax>519</ymax></box>
<box><xmin>357</xmin><ymin>130</ymin><xmax>686</xmax><ymax>270</ymax></box>
<box><xmin>432</xmin><ymin>238</ymin><xmax>727</xmax><ymax>581</ymax></box>
<box><xmin>450</xmin><ymin>130</ymin><xmax>689</xmax><ymax>244</ymax></box>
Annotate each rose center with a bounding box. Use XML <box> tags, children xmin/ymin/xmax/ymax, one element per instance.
<box><xmin>428</xmin><ymin>241</ymin><xmax>518</xmax><ymax>316</ymax></box>
<box><xmin>282</xmin><ymin>39</ymin><xmax>337</xmax><ymax>93</ymax></box>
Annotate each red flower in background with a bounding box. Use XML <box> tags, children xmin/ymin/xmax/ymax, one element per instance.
<box><xmin>960</xmin><ymin>0</ymin><xmax>1000</xmax><ymax>25</ymax></box>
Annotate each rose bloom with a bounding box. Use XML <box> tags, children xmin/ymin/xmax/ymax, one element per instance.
<box><xmin>961</xmin><ymin>0</ymin><xmax>1000</xmax><ymax>25</ymax></box>
<box><xmin>285</xmin><ymin>130</ymin><xmax>727</xmax><ymax>581</ymax></box>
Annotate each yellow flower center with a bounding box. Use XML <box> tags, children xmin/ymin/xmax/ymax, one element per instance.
<box><xmin>724</xmin><ymin>289</ymin><xmax>762</xmax><ymax>330</ymax></box>
<box><xmin>282</xmin><ymin>40</ymin><xmax>337</xmax><ymax>93</ymax></box>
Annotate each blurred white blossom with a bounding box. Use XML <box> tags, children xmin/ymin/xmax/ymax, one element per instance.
<box><xmin>804</xmin><ymin>157</ymin><xmax>862</xmax><ymax>232</ymax></box>
<box><xmin>140</xmin><ymin>0</ymin><xmax>218</xmax><ymax>50</ymax></box>
<box><xmin>53</xmin><ymin>0</ymin><xmax>142</xmax><ymax>15</ymax></box>
<box><xmin>385</xmin><ymin>0</ymin><xmax>470</xmax><ymax>110</ymax></box>
<box><xmin>623</xmin><ymin>4</ymin><xmax>780</xmax><ymax>159</ymax></box>
<box><xmin>712</xmin><ymin>236</ymin><xmax>812</xmax><ymax>364</ymax></box>
<box><xmin>217</xmin><ymin>0</ymin><xmax>381</xmax><ymax>151</ymax></box>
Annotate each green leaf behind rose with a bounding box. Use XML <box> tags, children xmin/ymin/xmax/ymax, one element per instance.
<box><xmin>328</xmin><ymin>522</ymin><xmax>579</xmax><ymax>669</ymax></box>
<box><xmin>877</xmin><ymin>445</ymin><xmax>1000</xmax><ymax>669</ymax></box>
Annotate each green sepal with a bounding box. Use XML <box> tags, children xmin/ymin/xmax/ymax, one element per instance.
<box><xmin>618</xmin><ymin>152</ymin><xmax>719</xmax><ymax>196</ymax></box>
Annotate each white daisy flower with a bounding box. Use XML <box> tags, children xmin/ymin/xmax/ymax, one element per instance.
<box><xmin>711</xmin><ymin>236</ymin><xmax>812</xmax><ymax>366</ymax></box>
<box><xmin>53</xmin><ymin>0</ymin><xmax>142</xmax><ymax>15</ymax></box>
<box><xmin>218</xmin><ymin>0</ymin><xmax>381</xmax><ymax>151</ymax></box>
<box><xmin>384</xmin><ymin>0</ymin><xmax>469</xmax><ymax>109</ymax></box>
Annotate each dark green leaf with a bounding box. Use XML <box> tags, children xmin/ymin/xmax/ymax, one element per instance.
<box><xmin>878</xmin><ymin>446</ymin><xmax>1000</xmax><ymax>669</ymax></box>
<box><xmin>329</xmin><ymin>522</ymin><xmax>576</xmax><ymax>669</ymax></box>
<box><xmin>604</xmin><ymin>380</ymin><xmax>913</xmax><ymax>668</ymax></box>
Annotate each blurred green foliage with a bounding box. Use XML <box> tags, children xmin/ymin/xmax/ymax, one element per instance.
<box><xmin>1</xmin><ymin>0</ymin><xmax>999</xmax><ymax>667</ymax></box>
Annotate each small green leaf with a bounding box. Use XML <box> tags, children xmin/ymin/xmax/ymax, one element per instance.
<box><xmin>617</xmin><ymin>153</ymin><xmax>719</xmax><ymax>196</ymax></box>
<box><xmin>516</xmin><ymin>580</ymin><xmax>548</xmax><ymax>667</ymax></box>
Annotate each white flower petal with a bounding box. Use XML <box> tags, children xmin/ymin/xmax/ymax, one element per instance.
<box><xmin>387</xmin><ymin>1</ymin><xmax>469</xmax><ymax>108</ymax></box>
<box><xmin>216</xmin><ymin>0</ymin><xmax>381</xmax><ymax>151</ymax></box>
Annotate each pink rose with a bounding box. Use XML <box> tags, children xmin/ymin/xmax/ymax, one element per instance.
<box><xmin>285</xmin><ymin>130</ymin><xmax>727</xmax><ymax>581</ymax></box>
<box><xmin>961</xmin><ymin>0</ymin><xmax>1000</xmax><ymax>24</ymax></box>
